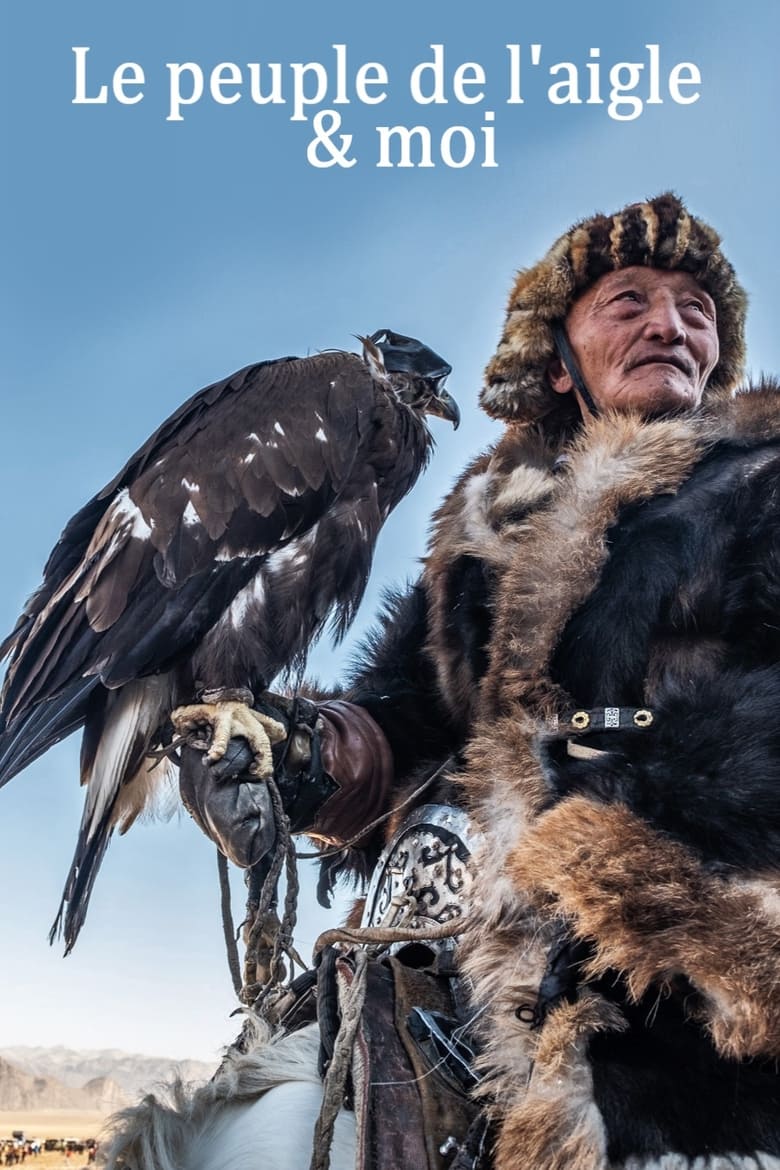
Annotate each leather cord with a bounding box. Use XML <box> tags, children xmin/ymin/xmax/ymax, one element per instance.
<box><xmin>551</xmin><ymin>320</ymin><xmax>600</xmax><ymax>417</ymax></box>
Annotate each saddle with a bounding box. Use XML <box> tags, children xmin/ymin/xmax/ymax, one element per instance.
<box><xmin>253</xmin><ymin>798</ymin><xmax>488</xmax><ymax>1169</ymax></box>
<box><xmin>316</xmin><ymin>947</ymin><xmax>482</xmax><ymax>1170</ymax></box>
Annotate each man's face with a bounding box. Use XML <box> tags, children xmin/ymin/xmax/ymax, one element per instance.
<box><xmin>549</xmin><ymin>267</ymin><xmax>720</xmax><ymax>416</ymax></box>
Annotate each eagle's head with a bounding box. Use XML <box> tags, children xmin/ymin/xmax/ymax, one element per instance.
<box><xmin>363</xmin><ymin>329</ymin><xmax>460</xmax><ymax>429</ymax></box>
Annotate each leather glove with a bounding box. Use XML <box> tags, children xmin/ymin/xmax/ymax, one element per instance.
<box><xmin>178</xmin><ymin>692</ymin><xmax>332</xmax><ymax>867</ymax></box>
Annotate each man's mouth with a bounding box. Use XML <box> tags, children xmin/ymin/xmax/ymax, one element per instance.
<box><xmin>630</xmin><ymin>355</ymin><xmax>692</xmax><ymax>376</ymax></box>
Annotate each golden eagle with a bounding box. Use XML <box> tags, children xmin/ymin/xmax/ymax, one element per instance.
<box><xmin>0</xmin><ymin>330</ymin><xmax>457</xmax><ymax>949</ymax></box>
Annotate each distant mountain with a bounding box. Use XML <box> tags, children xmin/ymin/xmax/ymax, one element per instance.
<box><xmin>0</xmin><ymin>1047</ymin><xmax>215</xmax><ymax>1105</ymax></box>
<box><xmin>81</xmin><ymin>1075</ymin><xmax>130</xmax><ymax>1113</ymax></box>
<box><xmin>0</xmin><ymin>1057</ymin><xmax>126</xmax><ymax>1112</ymax></box>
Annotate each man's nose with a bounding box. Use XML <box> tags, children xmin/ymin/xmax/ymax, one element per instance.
<box><xmin>643</xmin><ymin>297</ymin><xmax>686</xmax><ymax>344</ymax></box>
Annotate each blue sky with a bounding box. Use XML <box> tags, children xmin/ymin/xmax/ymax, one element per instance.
<box><xmin>1</xmin><ymin>0</ymin><xmax>778</xmax><ymax>1063</ymax></box>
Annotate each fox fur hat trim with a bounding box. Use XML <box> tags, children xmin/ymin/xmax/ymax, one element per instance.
<box><xmin>482</xmin><ymin>192</ymin><xmax>748</xmax><ymax>423</ymax></box>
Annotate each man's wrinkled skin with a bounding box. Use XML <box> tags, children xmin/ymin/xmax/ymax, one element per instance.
<box><xmin>549</xmin><ymin>267</ymin><xmax>720</xmax><ymax>417</ymax></box>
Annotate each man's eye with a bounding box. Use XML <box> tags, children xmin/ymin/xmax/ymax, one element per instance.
<box><xmin>615</xmin><ymin>290</ymin><xmax>641</xmax><ymax>302</ymax></box>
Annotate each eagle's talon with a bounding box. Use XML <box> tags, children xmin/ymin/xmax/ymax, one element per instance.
<box><xmin>171</xmin><ymin>701</ymin><xmax>286</xmax><ymax>779</ymax></box>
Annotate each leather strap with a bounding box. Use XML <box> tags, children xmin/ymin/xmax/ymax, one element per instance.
<box><xmin>558</xmin><ymin>706</ymin><xmax>654</xmax><ymax>734</ymax></box>
<box><xmin>551</xmin><ymin>319</ymin><xmax>600</xmax><ymax>417</ymax></box>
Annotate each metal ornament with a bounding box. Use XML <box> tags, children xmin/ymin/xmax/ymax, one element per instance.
<box><xmin>361</xmin><ymin>803</ymin><xmax>480</xmax><ymax>940</ymax></box>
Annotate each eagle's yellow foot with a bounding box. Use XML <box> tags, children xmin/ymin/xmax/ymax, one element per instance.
<box><xmin>171</xmin><ymin>700</ymin><xmax>286</xmax><ymax>778</ymax></box>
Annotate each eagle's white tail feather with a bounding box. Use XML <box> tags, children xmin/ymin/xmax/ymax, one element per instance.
<box><xmin>115</xmin><ymin>754</ymin><xmax>179</xmax><ymax>832</ymax></box>
<box><xmin>84</xmin><ymin>674</ymin><xmax>174</xmax><ymax>834</ymax></box>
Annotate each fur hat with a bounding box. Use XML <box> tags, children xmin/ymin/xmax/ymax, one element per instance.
<box><xmin>482</xmin><ymin>193</ymin><xmax>747</xmax><ymax>424</ymax></box>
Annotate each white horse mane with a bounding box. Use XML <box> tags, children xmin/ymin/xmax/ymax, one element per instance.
<box><xmin>102</xmin><ymin>1020</ymin><xmax>356</xmax><ymax>1170</ymax></box>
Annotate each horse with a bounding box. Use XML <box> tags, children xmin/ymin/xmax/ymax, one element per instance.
<box><xmin>102</xmin><ymin>1020</ymin><xmax>357</xmax><ymax>1170</ymax></box>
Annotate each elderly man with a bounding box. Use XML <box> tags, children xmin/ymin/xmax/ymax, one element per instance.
<box><xmin>442</xmin><ymin>193</ymin><xmax>780</xmax><ymax>1168</ymax></box>
<box><xmin>111</xmin><ymin>193</ymin><xmax>780</xmax><ymax>1170</ymax></box>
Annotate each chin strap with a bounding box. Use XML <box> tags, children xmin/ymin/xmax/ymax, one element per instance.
<box><xmin>551</xmin><ymin>320</ymin><xmax>600</xmax><ymax>418</ymax></box>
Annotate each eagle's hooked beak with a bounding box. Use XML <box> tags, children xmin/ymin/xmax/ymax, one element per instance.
<box><xmin>370</xmin><ymin>329</ymin><xmax>451</xmax><ymax>382</ymax></box>
<box><xmin>368</xmin><ymin>329</ymin><xmax>458</xmax><ymax>428</ymax></box>
<box><xmin>428</xmin><ymin>382</ymin><xmax>460</xmax><ymax>430</ymax></box>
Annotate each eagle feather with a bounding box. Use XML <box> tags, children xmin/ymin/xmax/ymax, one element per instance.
<box><xmin>0</xmin><ymin>333</ymin><xmax>454</xmax><ymax>950</ymax></box>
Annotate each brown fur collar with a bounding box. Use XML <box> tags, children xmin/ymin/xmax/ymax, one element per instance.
<box><xmin>424</xmin><ymin>434</ymin><xmax>558</xmax><ymax>724</ymax></box>
<box><xmin>424</xmin><ymin>381</ymin><xmax>780</xmax><ymax>725</ymax></box>
<box><xmin>436</xmin><ymin>382</ymin><xmax>780</xmax><ymax>1170</ymax></box>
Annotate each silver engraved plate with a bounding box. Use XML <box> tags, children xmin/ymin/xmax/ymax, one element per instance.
<box><xmin>360</xmin><ymin>803</ymin><xmax>479</xmax><ymax>937</ymax></box>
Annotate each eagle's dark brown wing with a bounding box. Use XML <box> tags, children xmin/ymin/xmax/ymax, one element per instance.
<box><xmin>0</xmin><ymin>342</ymin><xmax>438</xmax><ymax>952</ymax></box>
<box><xmin>0</xmin><ymin>352</ymin><xmax>383</xmax><ymax>743</ymax></box>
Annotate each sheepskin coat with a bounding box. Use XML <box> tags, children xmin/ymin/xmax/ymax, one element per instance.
<box><xmin>418</xmin><ymin>382</ymin><xmax>780</xmax><ymax>1170</ymax></box>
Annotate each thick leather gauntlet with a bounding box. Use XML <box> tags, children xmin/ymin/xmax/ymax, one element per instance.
<box><xmin>178</xmin><ymin>694</ymin><xmax>393</xmax><ymax>865</ymax></box>
<box><xmin>179</xmin><ymin>739</ymin><xmax>276</xmax><ymax>868</ymax></box>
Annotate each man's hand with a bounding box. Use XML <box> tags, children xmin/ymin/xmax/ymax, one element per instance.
<box><xmin>175</xmin><ymin>690</ymin><xmax>323</xmax><ymax>867</ymax></box>
<box><xmin>171</xmin><ymin>699</ymin><xmax>287</xmax><ymax>778</ymax></box>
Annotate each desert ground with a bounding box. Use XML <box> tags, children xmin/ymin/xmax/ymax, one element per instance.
<box><xmin>0</xmin><ymin>1110</ymin><xmax>109</xmax><ymax>1166</ymax></box>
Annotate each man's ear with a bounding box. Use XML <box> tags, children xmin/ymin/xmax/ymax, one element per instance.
<box><xmin>548</xmin><ymin>356</ymin><xmax>574</xmax><ymax>396</ymax></box>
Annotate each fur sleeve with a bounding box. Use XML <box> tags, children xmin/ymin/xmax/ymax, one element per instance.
<box><xmin>343</xmin><ymin>583</ymin><xmax>462</xmax><ymax>778</ymax></box>
<box><xmin>508</xmin><ymin>793</ymin><xmax>780</xmax><ymax>1061</ymax></box>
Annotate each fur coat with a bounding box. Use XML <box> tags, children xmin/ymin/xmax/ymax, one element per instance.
<box><xmin>415</xmin><ymin>383</ymin><xmax>780</xmax><ymax>1170</ymax></box>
